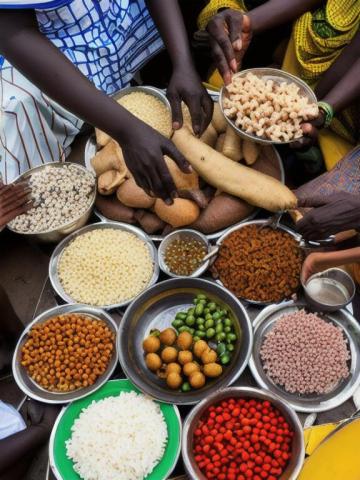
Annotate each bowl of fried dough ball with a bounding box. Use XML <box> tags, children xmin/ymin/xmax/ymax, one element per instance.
<box><xmin>12</xmin><ymin>304</ymin><xmax>118</xmax><ymax>403</ymax></box>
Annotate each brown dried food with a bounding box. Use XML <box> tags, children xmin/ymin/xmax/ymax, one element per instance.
<box><xmin>20</xmin><ymin>313</ymin><xmax>115</xmax><ymax>392</ymax></box>
<box><xmin>213</xmin><ymin>225</ymin><xmax>303</xmax><ymax>302</ymax></box>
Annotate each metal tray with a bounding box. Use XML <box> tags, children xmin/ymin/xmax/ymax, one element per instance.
<box><xmin>12</xmin><ymin>304</ymin><xmax>118</xmax><ymax>404</ymax></box>
<box><xmin>49</xmin><ymin>221</ymin><xmax>159</xmax><ymax>310</ymax></box>
<box><xmin>214</xmin><ymin>219</ymin><xmax>302</xmax><ymax>306</ymax></box>
<box><xmin>249</xmin><ymin>301</ymin><xmax>360</xmax><ymax>412</ymax></box>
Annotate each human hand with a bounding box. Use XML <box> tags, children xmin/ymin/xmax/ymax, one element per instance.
<box><xmin>207</xmin><ymin>9</ymin><xmax>252</xmax><ymax>84</ymax></box>
<box><xmin>297</xmin><ymin>192</ymin><xmax>360</xmax><ymax>240</ymax></box>
<box><xmin>24</xmin><ymin>400</ymin><xmax>60</xmax><ymax>433</ymax></box>
<box><xmin>117</xmin><ymin>120</ymin><xmax>190</xmax><ymax>203</ymax></box>
<box><xmin>290</xmin><ymin>110</ymin><xmax>325</xmax><ymax>150</ymax></box>
<box><xmin>167</xmin><ymin>65</ymin><xmax>213</xmax><ymax>136</ymax></box>
<box><xmin>301</xmin><ymin>252</ymin><xmax>330</xmax><ymax>283</ymax></box>
<box><xmin>0</xmin><ymin>180</ymin><xmax>32</xmax><ymax>228</ymax></box>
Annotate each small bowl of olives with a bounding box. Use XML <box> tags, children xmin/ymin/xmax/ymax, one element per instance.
<box><xmin>118</xmin><ymin>277</ymin><xmax>253</xmax><ymax>405</ymax></box>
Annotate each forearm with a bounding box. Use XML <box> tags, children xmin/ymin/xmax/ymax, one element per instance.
<box><xmin>146</xmin><ymin>0</ymin><xmax>193</xmax><ymax>69</ymax></box>
<box><xmin>248</xmin><ymin>0</ymin><xmax>323</xmax><ymax>34</ymax></box>
<box><xmin>0</xmin><ymin>11</ymin><xmax>142</xmax><ymax>143</ymax></box>
<box><xmin>0</xmin><ymin>425</ymin><xmax>49</xmax><ymax>473</ymax></box>
<box><xmin>315</xmin><ymin>247</ymin><xmax>360</xmax><ymax>269</ymax></box>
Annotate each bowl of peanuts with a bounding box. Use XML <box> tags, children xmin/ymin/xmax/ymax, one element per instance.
<box><xmin>12</xmin><ymin>304</ymin><xmax>118</xmax><ymax>403</ymax></box>
<box><xmin>220</xmin><ymin>68</ymin><xmax>318</xmax><ymax>145</ymax></box>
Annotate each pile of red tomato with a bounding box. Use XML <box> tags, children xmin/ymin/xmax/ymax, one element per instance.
<box><xmin>193</xmin><ymin>397</ymin><xmax>294</xmax><ymax>479</ymax></box>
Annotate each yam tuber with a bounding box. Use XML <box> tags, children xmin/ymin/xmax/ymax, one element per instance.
<box><xmin>116</xmin><ymin>178</ymin><xmax>155</xmax><ymax>209</ymax></box>
<box><xmin>98</xmin><ymin>169</ymin><xmax>126</xmax><ymax>195</ymax></box>
<box><xmin>95</xmin><ymin>195</ymin><xmax>136</xmax><ymax>224</ymax></box>
<box><xmin>189</xmin><ymin>193</ymin><xmax>254</xmax><ymax>233</ymax></box>
<box><xmin>154</xmin><ymin>198</ymin><xmax>200</xmax><ymax>227</ymax></box>
<box><xmin>95</xmin><ymin>128</ymin><xmax>111</xmax><ymax>148</ymax></box>
<box><xmin>215</xmin><ymin>133</ymin><xmax>225</xmax><ymax>153</ymax></box>
<box><xmin>222</xmin><ymin>126</ymin><xmax>243</xmax><ymax>161</ymax></box>
<box><xmin>211</xmin><ymin>102</ymin><xmax>227</xmax><ymax>134</ymax></box>
<box><xmin>91</xmin><ymin>141</ymin><xmax>127</xmax><ymax>177</ymax></box>
<box><xmin>134</xmin><ymin>210</ymin><xmax>166</xmax><ymax>234</ymax></box>
<box><xmin>242</xmin><ymin>139</ymin><xmax>260</xmax><ymax>165</ymax></box>
<box><xmin>200</xmin><ymin>123</ymin><xmax>218</xmax><ymax>147</ymax></box>
<box><xmin>172</xmin><ymin>127</ymin><xmax>297</xmax><ymax>212</ymax></box>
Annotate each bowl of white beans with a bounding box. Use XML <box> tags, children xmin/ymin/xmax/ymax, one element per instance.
<box><xmin>219</xmin><ymin>68</ymin><xmax>318</xmax><ymax>145</ymax></box>
<box><xmin>8</xmin><ymin>162</ymin><xmax>96</xmax><ymax>243</ymax></box>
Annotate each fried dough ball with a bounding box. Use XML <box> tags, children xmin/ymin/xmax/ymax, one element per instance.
<box><xmin>161</xmin><ymin>346</ymin><xmax>178</xmax><ymax>363</ymax></box>
<box><xmin>178</xmin><ymin>350</ymin><xmax>193</xmax><ymax>365</ymax></box>
<box><xmin>166</xmin><ymin>362</ymin><xmax>182</xmax><ymax>376</ymax></box>
<box><xmin>167</xmin><ymin>372</ymin><xmax>183</xmax><ymax>389</ymax></box>
<box><xmin>142</xmin><ymin>335</ymin><xmax>161</xmax><ymax>353</ymax></box>
<box><xmin>193</xmin><ymin>340</ymin><xmax>209</xmax><ymax>358</ymax></box>
<box><xmin>145</xmin><ymin>353</ymin><xmax>162</xmax><ymax>372</ymax></box>
<box><xmin>204</xmin><ymin>363</ymin><xmax>223</xmax><ymax>378</ymax></box>
<box><xmin>201</xmin><ymin>349</ymin><xmax>217</xmax><ymax>365</ymax></box>
<box><xmin>159</xmin><ymin>328</ymin><xmax>177</xmax><ymax>346</ymax></box>
<box><xmin>176</xmin><ymin>331</ymin><xmax>193</xmax><ymax>350</ymax></box>
<box><xmin>183</xmin><ymin>362</ymin><xmax>200</xmax><ymax>377</ymax></box>
<box><xmin>189</xmin><ymin>371</ymin><xmax>206</xmax><ymax>389</ymax></box>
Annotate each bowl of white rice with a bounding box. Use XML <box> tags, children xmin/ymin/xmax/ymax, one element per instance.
<box><xmin>49</xmin><ymin>379</ymin><xmax>181</xmax><ymax>480</ymax></box>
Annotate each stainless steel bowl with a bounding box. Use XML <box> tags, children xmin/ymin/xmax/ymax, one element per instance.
<box><xmin>219</xmin><ymin>68</ymin><xmax>318</xmax><ymax>145</ymax></box>
<box><xmin>49</xmin><ymin>221</ymin><xmax>159</xmax><ymax>310</ymax></box>
<box><xmin>158</xmin><ymin>229</ymin><xmax>211</xmax><ymax>278</ymax></box>
<box><xmin>302</xmin><ymin>268</ymin><xmax>355</xmax><ymax>312</ymax></box>
<box><xmin>182</xmin><ymin>386</ymin><xmax>304</xmax><ymax>480</ymax></box>
<box><xmin>7</xmin><ymin>162</ymin><xmax>96</xmax><ymax>243</ymax></box>
<box><xmin>12</xmin><ymin>304</ymin><xmax>118</xmax><ymax>404</ymax></box>
<box><xmin>118</xmin><ymin>278</ymin><xmax>253</xmax><ymax>405</ymax></box>
<box><xmin>214</xmin><ymin>219</ymin><xmax>303</xmax><ymax>306</ymax></box>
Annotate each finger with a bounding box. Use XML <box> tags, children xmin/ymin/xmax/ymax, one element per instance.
<box><xmin>167</xmin><ymin>92</ymin><xmax>183</xmax><ymax>130</ymax></box>
<box><xmin>162</xmin><ymin>141</ymin><xmax>191</xmax><ymax>174</ymax></box>
<box><xmin>0</xmin><ymin>188</ymin><xmax>31</xmax><ymax>210</ymax></box>
<box><xmin>301</xmin><ymin>123</ymin><xmax>318</xmax><ymax>141</ymax></box>
<box><xmin>154</xmin><ymin>160</ymin><xmax>176</xmax><ymax>204</ymax></box>
<box><xmin>201</xmin><ymin>94</ymin><xmax>214</xmax><ymax>135</ymax></box>
<box><xmin>184</xmin><ymin>94</ymin><xmax>203</xmax><ymax>136</ymax></box>
<box><xmin>131</xmin><ymin>169</ymin><xmax>151</xmax><ymax>195</ymax></box>
<box><xmin>1</xmin><ymin>195</ymin><xmax>33</xmax><ymax>216</ymax></box>
<box><xmin>227</xmin><ymin>11</ymin><xmax>242</xmax><ymax>49</ymax></box>
<box><xmin>0</xmin><ymin>182</ymin><xmax>30</xmax><ymax>202</ymax></box>
<box><xmin>0</xmin><ymin>202</ymin><xmax>32</xmax><ymax>227</ymax></box>
<box><xmin>297</xmin><ymin>196</ymin><xmax>329</xmax><ymax>208</ymax></box>
<box><xmin>209</xmin><ymin>36</ymin><xmax>232</xmax><ymax>85</ymax></box>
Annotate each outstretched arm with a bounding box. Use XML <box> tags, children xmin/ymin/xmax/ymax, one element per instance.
<box><xmin>0</xmin><ymin>10</ymin><xmax>189</xmax><ymax>201</ymax></box>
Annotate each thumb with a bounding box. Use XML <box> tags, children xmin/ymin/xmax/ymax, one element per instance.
<box><xmin>297</xmin><ymin>195</ymin><xmax>330</xmax><ymax>208</ymax></box>
<box><xmin>163</xmin><ymin>141</ymin><xmax>192</xmax><ymax>174</ymax></box>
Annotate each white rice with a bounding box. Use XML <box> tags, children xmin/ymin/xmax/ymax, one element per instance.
<box><xmin>66</xmin><ymin>392</ymin><xmax>168</xmax><ymax>480</ymax></box>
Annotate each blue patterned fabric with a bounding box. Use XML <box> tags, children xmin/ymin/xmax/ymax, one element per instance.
<box><xmin>0</xmin><ymin>0</ymin><xmax>163</xmax><ymax>94</ymax></box>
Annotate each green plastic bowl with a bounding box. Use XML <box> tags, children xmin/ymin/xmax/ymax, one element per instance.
<box><xmin>49</xmin><ymin>379</ymin><xmax>182</xmax><ymax>480</ymax></box>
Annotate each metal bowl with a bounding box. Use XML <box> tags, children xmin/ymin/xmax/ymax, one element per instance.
<box><xmin>7</xmin><ymin>162</ymin><xmax>96</xmax><ymax>243</ymax></box>
<box><xmin>12</xmin><ymin>304</ymin><xmax>118</xmax><ymax>404</ymax></box>
<box><xmin>118</xmin><ymin>278</ymin><xmax>253</xmax><ymax>405</ymax></box>
<box><xmin>49</xmin><ymin>221</ymin><xmax>159</xmax><ymax>310</ymax></box>
<box><xmin>214</xmin><ymin>219</ymin><xmax>303</xmax><ymax>306</ymax></box>
<box><xmin>219</xmin><ymin>68</ymin><xmax>318</xmax><ymax>145</ymax></box>
<box><xmin>302</xmin><ymin>268</ymin><xmax>355</xmax><ymax>312</ymax></box>
<box><xmin>249</xmin><ymin>301</ymin><xmax>360</xmax><ymax>412</ymax></box>
<box><xmin>158</xmin><ymin>229</ymin><xmax>211</xmax><ymax>278</ymax></box>
<box><xmin>182</xmin><ymin>386</ymin><xmax>304</xmax><ymax>480</ymax></box>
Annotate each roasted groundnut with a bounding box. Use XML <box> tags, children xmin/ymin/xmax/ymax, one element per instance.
<box><xmin>20</xmin><ymin>313</ymin><xmax>115</xmax><ymax>392</ymax></box>
<box><xmin>166</xmin><ymin>363</ymin><xmax>182</xmax><ymax>376</ymax></box>
<box><xmin>159</xmin><ymin>328</ymin><xmax>177</xmax><ymax>346</ymax></box>
<box><xmin>142</xmin><ymin>336</ymin><xmax>161</xmax><ymax>353</ymax></box>
<box><xmin>201</xmin><ymin>349</ymin><xmax>217</xmax><ymax>365</ymax></box>
<box><xmin>161</xmin><ymin>346</ymin><xmax>178</xmax><ymax>363</ymax></box>
<box><xmin>145</xmin><ymin>353</ymin><xmax>162</xmax><ymax>372</ymax></box>
<box><xmin>178</xmin><ymin>350</ymin><xmax>193</xmax><ymax>365</ymax></box>
<box><xmin>166</xmin><ymin>372</ymin><xmax>183</xmax><ymax>389</ymax></box>
<box><xmin>176</xmin><ymin>331</ymin><xmax>193</xmax><ymax>350</ymax></box>
<box><xmin>203</xmin><ymin>363</ymin><xmax>223</xmax><ymax>378</ymax></box>
<box><xmin>189</xmin><ymin>371</ymin><xmax>206</xmax><ymax>389</ymax></box>
<box><xmin>193</xmin><ymin>340</ymin><xmax>209</xmax><ymax>358</ymax></box>
<box><xmin>183</xmin><ymin>362</ymin><xmax>200</xmax><ymax>377</ymax></box>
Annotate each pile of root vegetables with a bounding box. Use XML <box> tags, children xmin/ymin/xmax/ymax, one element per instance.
<box><xmin>92</xmin><ymin>96</ymin><xmax>297</xmax><ymax>236</ymax></box>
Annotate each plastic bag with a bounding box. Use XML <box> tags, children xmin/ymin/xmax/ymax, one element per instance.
<box><xmin>0</xmin><ymin>400</ymin><xmax>26</xmax><ymax>440</ymax></box>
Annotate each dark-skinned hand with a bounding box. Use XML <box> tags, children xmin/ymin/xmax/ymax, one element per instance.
<box><xmin>290</xmin><ymin>109</ymin><xmax>326</xmax><ymax>150</ymax></box>
<box><xmin>167</xmin><ymin>65</ymin><xmax>213</xmax><ymax>136</ymax></box>
<box><xmin>0</xmin><ymin>180</ymin><xmax>32</xmax><ymax>228</ymax></box>
<box><xmin>207</xmin><ymin>9</ymin><xmax>252</xmax><ymax>84</ymax></box>
<box><xmin>117</xmin><ymin>120</ymin><xmax>191</xmax><ymax>204</ymax></box>
<box><xmin>297</xmin><ymin>192</ymin><xmax>360</xmax><ymax>240</ymax></box>
<box><xmin>23</xmin><ymin>399</ymin><xmax>60</xmax><ymax>433</ymax></box>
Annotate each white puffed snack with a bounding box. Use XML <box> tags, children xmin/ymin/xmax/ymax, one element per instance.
<box><xmin>9</xmin><ymin>164</ymin><xmax>95</xmax><ymax>233</ymax></box>
<box><xmin>57</xmin><ymin>229</ymin><xmax>154</xmax><ymax>306</ymax></box>
<box><xmin>223</xmin><ymin>72</ymin><xmax>319</xmax><ymax>142</ymax></box>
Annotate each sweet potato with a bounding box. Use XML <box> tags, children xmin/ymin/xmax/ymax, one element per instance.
<box><xmin>189</xmin><ymin>193</ymin><xmax>254</xmax><ymax>233</ymax></box>
<box><xmin>178</xmin><ymin>189</ymin><xmax>208</xmax><ymax>209</ymax></box>
<box><xmin>164</xmin><ymin>156</ymin><xmax>199</xmax><ymax>190</ymax></box>
<box><xmin>98</xmin><ymin>169</ymin><xmax>126</xmax><ymax>195</ymax></box>
<box><xmin>211</xmin><ymin>103</ymin><xmax>227</xmax><ymax>134</ymax></box>
<box><xmin>95</xmin><ymin>195</ymin><xmax>136</xmax><ymax>223</ymax></box>
<box><xmin>172</xmin><ymin>127</ymin><xmax>297</xmax><ymax>212</ymax></box>
<box><xmin>154</xmin><ymin>198</ymin><xmax>200</xmax><ymax>227</ymax></box>
<box><xmin>134</xmin><ymin>210</ymin><xmax>166</xmax><ymax>234</ymax></box>
<box><xmin>91</xmin><ymin>141</ymin><xmax>127</xmax><ymax>177</ymax></box>
<box><xmin>222</xmin><ymin>126</ymin><xmax>243</xmax><ymax>161</ymax></box>
<box><xmin>116</xmin><ymin>178</ymin><xmax>155</xmax><ymax>209</ymax></box>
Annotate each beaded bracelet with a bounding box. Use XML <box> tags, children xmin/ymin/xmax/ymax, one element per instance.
<box><xmin>317</xmin><ymin>101</ymin><xmax>334</xmax><ymax>128</ymax></box>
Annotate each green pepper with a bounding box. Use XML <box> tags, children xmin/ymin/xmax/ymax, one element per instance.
<box><xmin>197</xmin><ymin>294</ymin><xmax>207</xmax><ymax>300</ymax></box>
<box><xmin>224</xmin><ymin>318</ymin><xmax>232</xmax><ymax>327</ymax></box>
<box><xmin>188</xmin><ymin>328</ymin><xmax>195</xmax><ymax>335</ymax></box>
<box><xmin>220</xmin><ymin>354</ymin><xmax>231</xmax><ymax>365</ymax></box>
<box><xmin>179</xmin><ymin>326</ymin><xmax>190</xmax><ymax>333</ymax></box>
<box><xmin>226</xmin><ymin>333</ymin><xmax>237</xmax><ymax>342</ymax></box>
<box><xmin>206</xmin><ymin>328</ymin><xmax>215</xmax><ymax>338</ymax></box>
<box><xmin>204</xmin><ymin>308</ymin><xmax>210</xmax><ymax>315</ymax></box>
<box><xmin>196</xmin><ymin>318</ymin><xmax>205</xmax><ymax>327</ymax></box>
<box><xmin>176</xmin><ymin>312</ymin><xmax>187</xmax><ymax>321</ymax></box>
<box><xmin>150</xmin><ymin>329</ymin><xmax>160</xmax><ymax>337</ymax></box>
<box><xmin>181</xmin><ymin>382</ymin><xmax>191</xmax><ymax>392</ymax></box>
<box><xmin>186</xmin><ymin>315</ymin><xmax>196</xmax><ymax>326</ymax></box>
<box><xmin>193</xmin><ymin>298</ymin><xmax>199</xmax><ymax>305</ymax></box>
<box><xmin>195</xmin><ymin>303</ymin><xmax>204</xmax><ymax>316</ymax></box>
<box><xmin>212</xmin><ymin>311</ymin><xmax>221</xmax><ymax>321</ymax></box>
<box><xmin>227</xmin><ymin>344</ymin><xmax>235</xmax><ymax>352</ymax></box>
<box><xmin>188</xmin><ymin>307</ymin><xmax>195</xmax><ymax>315</ymax></box>
<box><xmin>205</xmin><ymin>319</ymin><xmax>214</xmax><ymax>329</ymax></box>
<box><xmin>215</xmin><ymin>323</ymin><xmax>223</xmax><ymax>333</ymax></box>
<box><xmin>198</xmin><ymin>324</ymin><xmax>205</xmax><ymax>332</ymax></box>
<box><xmin>224</xmin><ymin>326</ymin><xmax>231</xmax><ymax>333</ymax></box>
<box><xmin>193</xmin><ymin>336</ymin><xmax>200</xmax><ymax>342</ymax></box>
<box><xmin>172</xmin><ymin>319</ymin><xmax>183</xmax><ymax>329</ymax></box>
<box><xmin>205</xmin><ymin>313</ymin><xmax>213</xmax><ymax>321</ymax></box>
<box><xmin>195</xmin><ymin>330</ymin><xmax>206</xmax><ymax>338</ymax></box>
<box><xmin>216</xmin><ymin>332</ymin><xmax>226</xmax><ymax>342</ymax></box>
<box><xmin>207</xmin><ymin>302</ymin><xmax>216</xmax><ymax>312</ymax></box>
<box><xmin>217</xmin><ymin>342</ymin><xmax>227</xmax><ymax>356</ymax></box>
